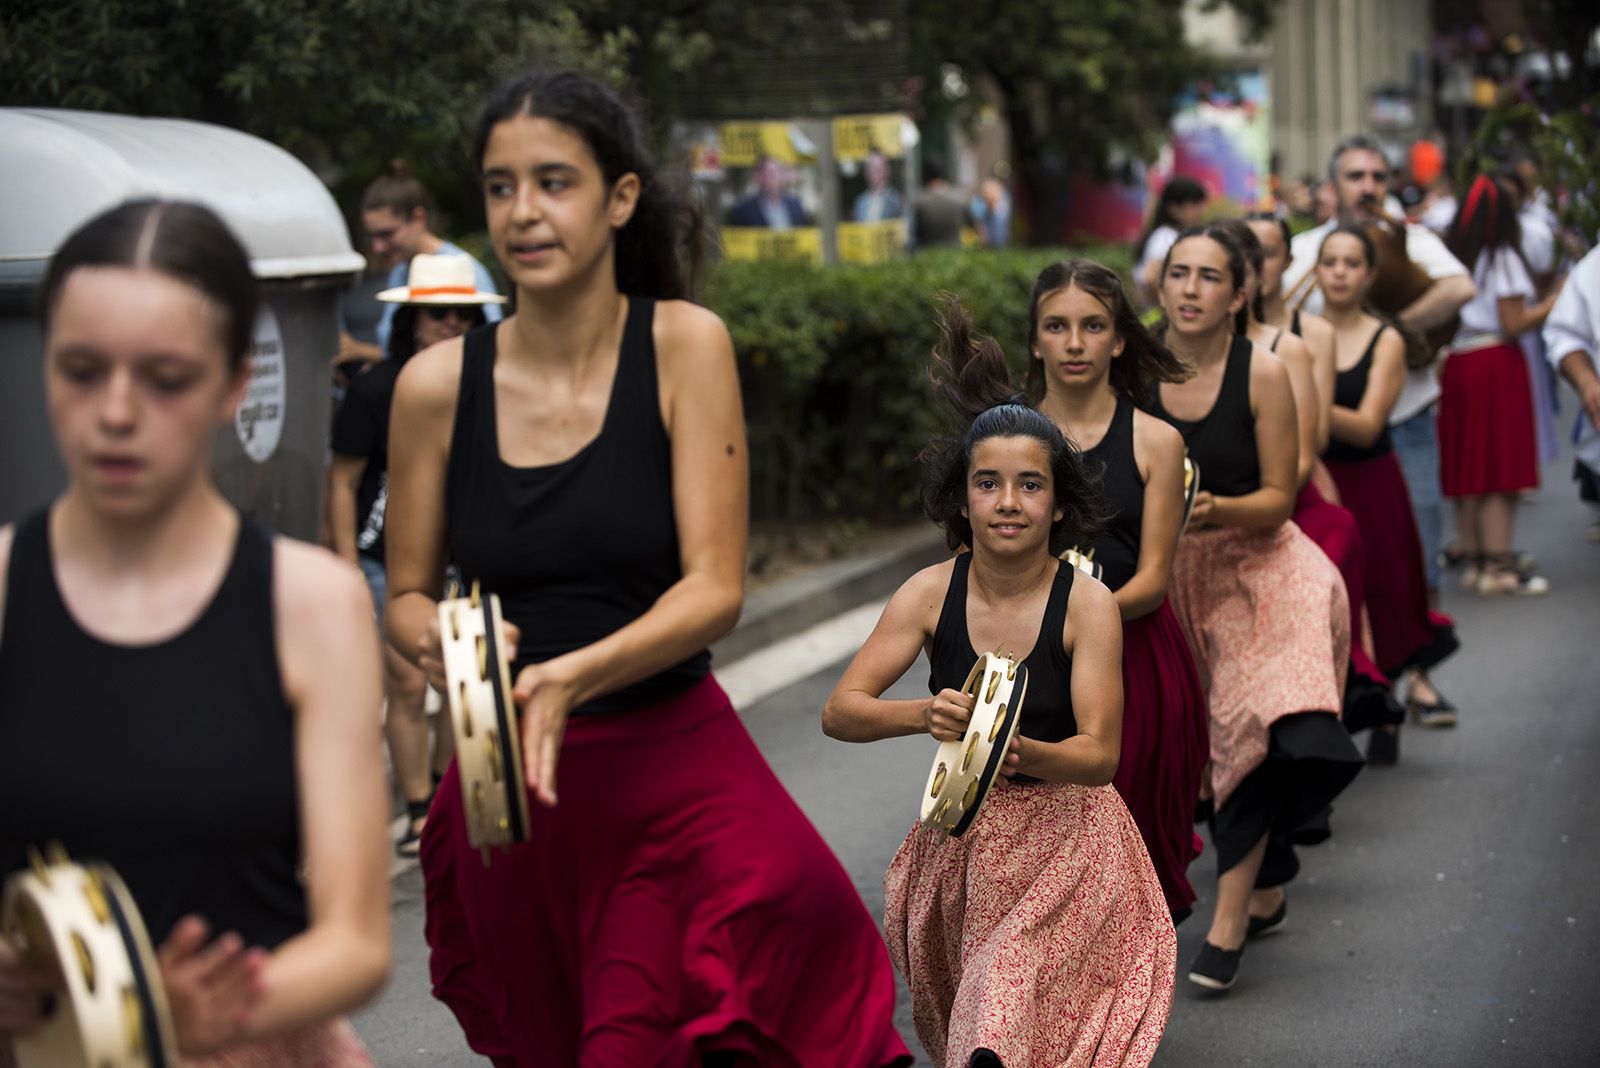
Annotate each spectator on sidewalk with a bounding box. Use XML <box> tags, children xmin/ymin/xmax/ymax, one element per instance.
<box><xmin>361</xmin><ymin>162</ymin><xmax>503</xmax><ymax>354</ymax></box>
<box><xmin>911</xmin><ymin>162</ymin><xmax>971</xmax><ymax>249</ymax></box>
<box><xmin>328</xmin><ymin>254</ymin><xmax>503</xmax><ymax>858</ymax></box>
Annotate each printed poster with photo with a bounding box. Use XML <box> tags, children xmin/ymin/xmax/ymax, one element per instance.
<box><xmin>715</xmin><ymin>121</ymin><xmax>823</xmax><ymax>265</ymax></box>
<box><xmin>834</xmin><ymin>114</ymin><xmax>910</xmax><ymax>264</ymax></box>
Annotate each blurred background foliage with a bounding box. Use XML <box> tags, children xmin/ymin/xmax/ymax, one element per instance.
<box><xmin>706</xmin><ymin>245</ymin><xmax>1135</xmax><ymax>523</ymax></box>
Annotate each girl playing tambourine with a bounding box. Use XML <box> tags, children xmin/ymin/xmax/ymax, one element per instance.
<box><xmin>824</xmin><ymin>299</ymin><xmax>1175</xmax><ymax>1068</ymax></box>
<box><xmin>0</xmin><ymin>200</ymin><xmax>391</xmax><ymax>1065</ymax></box>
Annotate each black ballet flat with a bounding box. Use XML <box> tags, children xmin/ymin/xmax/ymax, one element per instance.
<box><xmin>1367</xmin><ymin>726</ymin><xmax>1400</xmax><ymax>765</ymax></box>
<box><xmin>1188</xmin><ymin>941</ymin><xmax>1244</xmax><ymax>991</ymax></box>
<box><xmin>1246</xmin><ymin>900</ymin><xmax>1287</xmax><ymax>939</ymax></box>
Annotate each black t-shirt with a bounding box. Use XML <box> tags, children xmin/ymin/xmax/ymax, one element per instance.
<box><xmin>330</xmin><ymin>359</ymin><xmax>402</xmax><ymax>562</ymax></box>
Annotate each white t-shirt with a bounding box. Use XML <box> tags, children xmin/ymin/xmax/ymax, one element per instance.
<box><xmin>1542</xmin><ymin>245</ymin><xmax>1600</xmax><ymax>470</ymax></box>
<box><xmin>1454</xmin><ymin>247</ymin><xmax>1533</xmax><ymax>342</ymax></box>
<box><xmin>1421</xmin><ymin>195</ymin><xmax>1457</xmax><ymax>236</ymax></box>
<box><xmin>1286</xmin><ymin>220</ymin><xmax>1470</xmax><ymax>423</ymax></box>
<box><xmin>1519</xmin><ymin>208</ymin><xmax>1556</xmax><ymax>275</ymax></box>
<box><xmin>1138</xmin><ymin>225</ymin><xmax>1180</xmax><ymax>279</ymax></box>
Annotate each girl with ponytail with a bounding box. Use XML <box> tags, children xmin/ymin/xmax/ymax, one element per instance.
<box><xmin>825</xmin><ymin>298</ymin><xmax>1176</xmax><ymax>1068</ymax></box>
<box><xmin>1221</xmin><ymin>219</ymin><xmax>1405</xmax><ymax>754</ymax></box>
<box><xmin>1025</xmin><ymin>259</ymin><xmax>1210</xmax><ymax>925</ymax></box>
<box><xmin>385</xmin><ymin>69</ymin><xmax>910</xmax><ymax>1066</ymax></box>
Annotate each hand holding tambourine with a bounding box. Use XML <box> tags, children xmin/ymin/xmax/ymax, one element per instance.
<box><xmin>438</xmin><ymin>582</ymin><xmax>533</xmax><ymax>860</ymax></box>
<box><xmin>919</xmin><ymin>651</ymin><xmax>1029</xmax><ymax>838</ymax></box>
<box><xmin>1</xmin><ymin>847</ymin><xmax>176</xmax><ymax>1068</ymax></box>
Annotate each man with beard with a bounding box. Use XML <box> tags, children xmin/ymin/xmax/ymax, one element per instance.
<box><xmin>1282</xmin><ymin>134</ymin><xmax>1476</xmax><ymax>727</ymax></box>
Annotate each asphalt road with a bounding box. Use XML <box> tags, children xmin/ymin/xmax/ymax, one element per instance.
<box><xmin>354</xmin><ymin>443</ymin><xmax>1600</xmax><ymax>1067</ymax></box>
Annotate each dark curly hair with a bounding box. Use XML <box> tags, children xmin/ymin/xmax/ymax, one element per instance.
<box><xmin>1025</xmin><ymin>258</ymin><xmax>1190</xmax><ymax>410</ymax></box>
<box><xmin>474</xmin><ymin>69</ymin><xmax>703</xmax><ymax>300</ymax></box>
<box><xmin>921</xmin><ymin>297</ymin><xmax>1109</xmax><ymax>555</ymax></box>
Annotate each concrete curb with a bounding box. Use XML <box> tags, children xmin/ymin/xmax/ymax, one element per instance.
<box><xmin>711</xmin><ymin>525</ymin><xmax>950</xmax><ymax>665</ymax></box>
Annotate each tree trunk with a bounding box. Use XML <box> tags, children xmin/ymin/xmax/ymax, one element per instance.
<box><xmin>994</xmin><ymin>73</ymin><xmax>1062</xmax><ymax>247</ymax></box>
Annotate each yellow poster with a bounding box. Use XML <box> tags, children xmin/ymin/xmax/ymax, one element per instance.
<box><xmin>832</xmin><ymin>114</ymin><xmax>905</xmax><ymax>161</ymax></box>
<box><xmin>837</xmin><ymin>220</ymin><xmax>907</xmax><ymax>264</ymax></box>
<box><xmin>721</xmin><ymin>227</ymin><xmax>825</xmax><ymax>265</ymax></box>
<box><xmin>720</xmin><ymin>122</ymin><xmax>807</xmax><ymax>166</ymax></box>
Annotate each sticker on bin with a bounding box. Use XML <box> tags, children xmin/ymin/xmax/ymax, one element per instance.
<box><xmin>235</xmin><ymin>307</ymin><xmax>286</xmax><ymax>463</ymax></box>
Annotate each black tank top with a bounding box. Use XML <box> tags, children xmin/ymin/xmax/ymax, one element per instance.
<box><xmin>928</xmin><ymin>553</ymin><xmax>1077</xmax><ymax>744</ymax></box>
<box><xmin>1324</xmin><ymin>325</ymin><xmax>1393</xmax><ymax>462</ymax></box>
<box><xmin>0</xmin><ymin>511</ymin><xmax>307</xmax><ymax>949</ymax></box>
<box><xmin>445</xmin><ymin>298</ymin><xmax>710</xmax><ymax>716</ymax></box>
<box><xmin>1149</xmin><ymin>335</ymin><xmax>1260</xmax><ymax>496</ymax></box>
<box><xmin>1076</xmin><ymin>397</ymin><xmax>1142</xmax><ymax>592</ymax></box>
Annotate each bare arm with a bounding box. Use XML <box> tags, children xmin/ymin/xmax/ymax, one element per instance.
<box><xmin>1399</xmin><ymin>274</ymin><xmax>1475</xmax><ymax>331</ymax></box>
<box><xmin>1008</xmin><ymin>576</ymin><xmax>1123</xmax><ymax>787</ymax></box>
<box><xmin>324</xmin><ymin>454</ymin><xmax>366</xmax><ymax>565</ymax></box>
<box><xmin>1496</xmin><ymin>288</ymin><xmax>1562</xmax><ymax>338</ymax></box>
<box><xmin>823</xmin><ymin>565</ymin><xmax>955</xmax><ymax>742</ymax></box>
<box><xmin>1272</xmin><ymin>335</ymin><xmax>1321</xmax><ymax>487</ymax></box>
<box><xmin>383</xmin><ymin>340</ymin><xmax>462</xmax><ymax>675</ymax></box>
<box><xmin>244</xmin><ymin>542</ymin><xmax>389</xmax><ymax>1039</ymax></box>
<box><xmin>1200</xmin><ymin>352</ymin><xmax>1298</xmax><ymax>529</ymax></box>
<box><xmin>1113</xmin><ymin>414</ymin><xmax>1185</xmax><ymax>621</ymax></box>
<box><xmin>1557</xmin><ymin>350</ymin><xmax>1600</xmax><ymax>432</ymax></box>
<box><xmin>1330</xmin><ymin>327</ymin><xmax>1406</xmax><ymax>448</ymax></box>
<box><xmin>1299</xmin><ymin>314</ymin><xmax>1337</xmax><ymax>453</ymax></box>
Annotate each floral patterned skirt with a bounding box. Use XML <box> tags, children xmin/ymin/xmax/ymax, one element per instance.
<box><xmin>178</xmin><ymin>1019</ymin><xmax>371</xmax><ymax>1068</ymax></box>
<box><xmin>883</xmin><ymin>779</ymin><xmax>1175</xmax><ymax>1067</ymax></box>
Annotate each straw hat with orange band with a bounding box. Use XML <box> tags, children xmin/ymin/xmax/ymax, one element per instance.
<box><xmin>378</xmin><ymin>253</ymin><xmax>508</xmax><ymax>306</ymax></box>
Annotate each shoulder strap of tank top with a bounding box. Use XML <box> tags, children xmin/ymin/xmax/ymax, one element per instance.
<box><xmin>612</xmin><ymin>297</ymin><xmax>662</xmax><ymax>430</ymax></box>
<box><xmin>1291</xmin><ymin>308</ymin><xmax>1303</xmax><ymax>337</ymax></box>
<box><xmin>228</xmin><ymin>516</ymin><xmax>284</xmax><ymax>690</ymax></box>
<box><xmin>1</xmin><ymin>510</ymin><xmax>53</xmax><ymax>650</ymax></box>
<box><xmin>1037</xmin><ymin>562</ymin><xmax>1074</xmax><ymax>664</ymax></box>
<box><xmin>451</xmin><ymin>324</ymin><xmax>498</xmax><ymax>467</ymax></box>
<box><xmin>1269</xmin><ymin>327</ymin><xmax>1284</xmax><ymax>353</ymax></box>
<box><xmin>1357</xmin><ymin>323</ymin><xmax>1386</xmax><ymax>368</ymax></box>
<box><xmin>930</xmin><ymin>552</ymin><xmax>973</xmax><ymax>665</ymax></box>
<box><xmin>1226</xmin><ymin>334</ymin><xmax>1254</xmax><ymax>394</ymax></box>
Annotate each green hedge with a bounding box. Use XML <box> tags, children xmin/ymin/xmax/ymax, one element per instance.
<box><xmin>704</xmin><ymin>245</ymin><xmax>1134</xmax><ymax>524</ymax></box>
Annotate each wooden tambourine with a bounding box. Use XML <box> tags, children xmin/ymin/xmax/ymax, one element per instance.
<box><xmin>1</xmin><ymin>846</ymin><xmax>175</xmax><ymax>1068</ymax></box>
<box><xmin>1181</xmin><ymin>454</ymin><xmax>1201</xmax><ymax>533</ymax></box>
<box><xmin>920</xmin><ymin>651</ymin><xmax>1029</xmax><ymax>838</ymax></box>
<box><xmin>1059</xmin><ymin>545</ymin><xmax>1103</xmax><ymax>581</ymax></box>
<box><xmin>438</xmin><ymin>581</ymin><xmax>530</xmax><ymax>857</ymax></box>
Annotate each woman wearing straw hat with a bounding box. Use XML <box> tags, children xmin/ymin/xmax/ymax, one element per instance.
<box><xmin>327</xmin><ymin>254</ymin><xmax>505</xmax><ymax>857</ymax></box>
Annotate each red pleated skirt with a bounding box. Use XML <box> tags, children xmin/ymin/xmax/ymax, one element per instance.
<box><xmin>1324</xmin><ymin>451</ymin><xmax>1459</xmax><ymax>676</ymax></box>
<box><xmin>1113</xmin><ymin>600</ymin><xmax>1209</xmax><ymax>922</ymax></box>
<box><xmin>1293</xmin><ymin>478</ymin><xmax>1397</xmax><ymax>730</ymax></box>
<box><xmin>420</xmin><ymin>675</ymin><xmax>912</xmax><ymax>1068</ymax></box>
<box><xmin>1438</xmin><ymin>341</ymin><xmax>1540</xmax><ymax>496</ymax></box>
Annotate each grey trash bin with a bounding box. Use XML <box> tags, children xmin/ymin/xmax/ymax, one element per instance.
<box><xmin>0</xmin><ymin>108</ymin><xmax>364</xmax><ymax>541</ymax></box>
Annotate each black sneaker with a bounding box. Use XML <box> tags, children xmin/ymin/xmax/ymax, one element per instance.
<box><xmin>1246</xmin><ymin>900</ymin><xmax>1287</xmax><ymax>939</ymax></box>
<box><xmin>1188</xmin><ymin>941</ymin><xmax>1244</xmax><ymax>991</ymax></box>
<box><xmin>1367</xmin><ymin>726</ymin><xmax>1400</xmax><ymax>766</ymax></box>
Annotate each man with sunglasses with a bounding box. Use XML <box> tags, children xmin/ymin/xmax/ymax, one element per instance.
<box><xmin>328</xmin><ymin>255</ymin><xmax>508</xmax><ymax>857</ymax></box>
<box><xmin>1283</xmin><ymin>134</ymin><xmax>1476</xmax><ymax>731</ymax></box>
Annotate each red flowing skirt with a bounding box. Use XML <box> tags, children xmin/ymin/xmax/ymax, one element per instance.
<box><xmin>1324</xmin><ymin>451</ymin><xmax>1459</xmax><ymax>676</ymax></box>
<box><xmin>1113</xmin><ymin>600</ymin><xmax>1208</xmax><ymax>922</ymax></box>
<box><xmin>1438</xmin><ymin>341</ymin><xmax>1539</xmax><ymax>496</ymax></box>
<box><xmin>421</xmin><ymin>675</ymin><xmax>912</xmax><ymax>1068</ymax></box>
